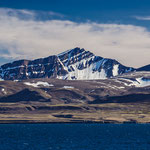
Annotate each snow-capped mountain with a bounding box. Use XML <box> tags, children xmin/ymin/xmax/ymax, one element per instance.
<box><xmin>0</xmin><ymin>47</ymin><xmax>134</xmax><ymax>80</ymax></box>
<box><xmin>57</xmin><ymin>47</ymin><xmax>134</xmax><ymax>80</ymax></box>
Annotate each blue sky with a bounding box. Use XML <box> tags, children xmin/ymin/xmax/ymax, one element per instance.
<box><xmin>1</xmin><ymin>0</ymin><xmax>150</xmax><ymax>26</ymax></box>
<box><xmin>0</xmin><ymin>0</ymin><xmax>150</xmax><ymax>67</ymax></box>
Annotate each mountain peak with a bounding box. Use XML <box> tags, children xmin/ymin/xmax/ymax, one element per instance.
<box><xmin>57</xmin><ymin>47</ymin><xmax>85</xmax><ymax>57</ymax></box>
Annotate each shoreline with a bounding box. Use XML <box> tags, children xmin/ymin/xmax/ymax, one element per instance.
<box><xmin>0</xmin><ymin>120</ymin><xmax>149</xmax><ymax>124</ymax></box>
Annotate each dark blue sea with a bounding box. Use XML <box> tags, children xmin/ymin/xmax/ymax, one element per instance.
<box><xmin>0</xmin><ymin>124</ymin><xmax>150</xmax><ymax>150</ymax></box>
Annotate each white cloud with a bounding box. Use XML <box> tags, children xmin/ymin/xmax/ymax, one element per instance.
<box><xmin>0</xmin><ymin>8</ymin><xmax>150</xmax><ymax>68</ymax></box>
<box><xmin>133</xmin><ymin>16</ymin><xmax>150</xmax><ymax>20</ymax></box>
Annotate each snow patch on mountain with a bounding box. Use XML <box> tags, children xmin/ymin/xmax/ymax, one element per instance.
<box><xmin>63</xmin><ymin>86</ymin><xmax>74</xmax><ymax>89</ymax></box>
<box><xmin>65</xmin><ymin>59</ymin><xmax>107</xmax><ymax>80</ymax></box>
<box><xmin>57</xmin><ymin>74</ymin><xmax>68</xmax><ymax>80</ymax></box>
<box><xmin>1</xmin><ymin>88</ymin><xmax>7</xmax><ymax>94</ymax></box>
<box><xmin>113</xmin><ymin>64</ymin><xmax>119</xmax><ymax>76</ymax></box>
<box><xmin>24</xmin><ymin>81</ymin><xmax>54</xmax><ymax>87</ymax></box>
<box><xmin>133</xmin><ymin>78</ymin><xmax>150</xmax><ymax>87</ymax></box>
<box><xmin>116</xmin><ymin>77</ymin><xmax>150</xmax><ymax>87</ymax></box>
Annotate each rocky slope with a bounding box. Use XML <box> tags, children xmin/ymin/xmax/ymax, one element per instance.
<box><xmin>0</xmin><ymin>47</ymin><xmax>134</xmax><ymax>80</ymax></box>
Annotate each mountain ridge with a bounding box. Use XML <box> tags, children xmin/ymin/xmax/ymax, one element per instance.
<box><xmin>0</xmin><ymin>47</ymin><xmax>146</xmax><ymax>80</ymax></box>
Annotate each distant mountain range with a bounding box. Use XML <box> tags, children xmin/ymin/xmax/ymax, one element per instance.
<box><xmin>0</xmin><ymin>47</ymin><xmax>149</xmax><ymax>80</ymax></box>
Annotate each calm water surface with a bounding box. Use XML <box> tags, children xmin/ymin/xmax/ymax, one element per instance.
<box><xmin>0</xmin><ymin>123</ymin><xmax>150</xmax><ymax>150</ymax></box>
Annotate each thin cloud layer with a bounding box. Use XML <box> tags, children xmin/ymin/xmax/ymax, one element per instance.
<box><xmin>134</xmin><ymin>16</ymin><xmax>150</xmax><ymax>20</ymax></box>
<box><xmin>0</xmin><ymin>8</ymin><xmax>150</xmax><ymax>67</ymax></box>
